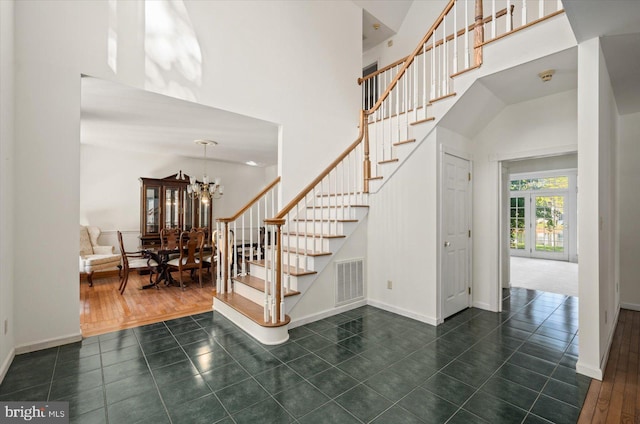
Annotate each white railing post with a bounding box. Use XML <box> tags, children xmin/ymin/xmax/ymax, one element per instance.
<box><xmin>491</xmin><ymin>0</ymin><xmax>496</xmax><ymax>38</ymax></box>
<box><xmin>465</xmin><ymin>0</ymin><xmax>470</xmax><ymax>69</ymax></box>
<box><xmin>506</xmin><ymin>0</ymin><xmax>512</xmax><ymax>32</ymax></box>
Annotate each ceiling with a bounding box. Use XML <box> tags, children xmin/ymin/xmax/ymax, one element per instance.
<box><xmin>563</xmin><ymin>0</ymin><xmax>640</xmax><ymax>115</ymax></box>
<box><xmin>356</xmin><ymin>0</ymin><xmax>413</xmax><ymax>52</ymax></box>
<box><xmin>80</xmin><ymin>77</ymin><xmax>279</xmax><ymax>166</ymax></box>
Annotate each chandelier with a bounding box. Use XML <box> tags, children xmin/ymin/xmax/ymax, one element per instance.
<box><xmin>187</xmin><ymin>139</ymin><xmax>224</xmax><ymax>204</ymax></box>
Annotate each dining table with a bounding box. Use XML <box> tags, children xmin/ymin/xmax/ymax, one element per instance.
<box><xmin>139</xmin><ymin>244</ymin><xmax>214</xmax><ymax>289</ymax></box>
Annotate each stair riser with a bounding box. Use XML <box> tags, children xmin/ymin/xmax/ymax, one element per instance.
<box><xmin>282</xmin><ymin>235</ymin><xmax>342</xmax><ymax>252</ymax></box>
<box><xmin>233</xmin><ymin>280</ymin><xmax>267</xmax><ymax>306</ymax></box>
<box><xmin>303</xmin><ymin>207</ymin><xmax>367</xmax><ymax>221</ymax></box>
<box><xmin>313</xmin><ymin>194</ymin><xmax>365</xmax><ymax>206</ymax></box>
<box><xmin>288</xmin><ymin>221</ymin><xmax>352</xmax><ymax>235</ymax></box>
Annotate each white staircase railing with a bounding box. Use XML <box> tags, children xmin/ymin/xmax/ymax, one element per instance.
<box><xmin>360</xmin><ymin>0</ymin><xmax>564</xmax><ymax>180</ymax></box>
<box><xmin>215</xmin><ymin>177</ymin><xmax>280</xmax><ymax>298</ymax></box>
<box><xmin>218</xmin><ymin>0</ymin><xmax>565</xmax><ymax>329</ymax></box>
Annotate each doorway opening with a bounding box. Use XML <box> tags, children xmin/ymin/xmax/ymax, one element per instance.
<box><xmin>502</xmin><ymin>155</ymin><xmax>578</xmax><ymax>298</ymax></box>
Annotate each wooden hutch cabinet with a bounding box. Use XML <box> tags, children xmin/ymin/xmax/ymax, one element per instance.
<box><xmin>139</xmin><ymin>173</ymin><xmax>213</xmax><ymax>248</ymax></box>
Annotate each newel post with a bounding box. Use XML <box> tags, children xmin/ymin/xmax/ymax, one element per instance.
<box><xmin>474</xmin><ymin>0</ymin><xmax>484</xmax><ymax>66</ymax></box>
<box><xmin>264</xmin><ymin>218</ymin><xmax>286</xmax><ymax>323</ymax></box>
<box><xmin>222</xmin><ymin>221</ymin><xmax>230</xmax><ymax>293</ymax></box>
<box><xmin>362</xmin><ymin>110</ymin><xmax>371</xmax><ymax>194</ymax></box>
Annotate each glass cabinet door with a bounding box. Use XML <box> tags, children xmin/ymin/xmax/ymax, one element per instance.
<box><xmin>165</xmin><ymin>187</ymin><xmax>181</xmax><ymax>229</ymax></box>
<box><xmin>144</xmin><ymin>186</ymin><xmax>161</xmax><ymax>235</ymax></box>
<box><xmin>184</xmin><ymin>190</ymin><xmax>194</xmax><ymax>231</ymax></box>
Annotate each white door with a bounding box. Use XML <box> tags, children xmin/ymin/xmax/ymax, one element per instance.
<box><xmin>442</xmin><ymin>154</ymin><xmax>471</xmax><ymax>319</ymax></box>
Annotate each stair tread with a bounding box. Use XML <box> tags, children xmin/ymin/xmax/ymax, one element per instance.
<box><xmin>250</xmin><ymin>260</ymin><xmax>317</xmax><ymax>276</ymax></box>
<box><xmin>284</xmin><ymin>231</ymin><xmax>346</xmax><ymax>239</ymax></box>
<box><xmin>410</xmin><ymin>116</ymin><xmax>436</xmax><ymax>126</ymax></box>
<box><xmin>233</xmin><ymin>274</ymin><xmax>300</xmax><ymax>297</ymax></box>
<box><xmin>292</xmin><ymin>218</ymin><xmax>358</xmax><ymax>223</ymax></box>
<box><xmin>394</xmin><ymin>139</ymin><xmax>416</xmax><ymax>146</ymax></box>
<box><xmin>281</xmin><ymin>247</ymin><xmax>332</xmax><ymax>257</ymax></box>
<box><xmin>367</xmin><ymin>176</ymin><xmax>383</xmax><ymax>180</ymax></box>
<box><xmin>379</xmin><ymin>158</ymin><xmax>399</xmax><ymax>165</ymax></box>
<box><xmin>215</xmin><ymin>292</ymin><xmax>290</xmax><ymax>328</ymax></box>
<box><xmin>307</xmin><ymin>205</ymin><xmax>369</xmax><ymax>209</ymax></box>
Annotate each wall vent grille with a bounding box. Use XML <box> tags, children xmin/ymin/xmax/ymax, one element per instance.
<box><xmin>335</xmin><ymin>258</ymin><xmax>365</xmax><ymax>306</ymax></box>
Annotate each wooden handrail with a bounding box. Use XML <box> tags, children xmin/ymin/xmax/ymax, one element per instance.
<box><xmin>358</xmin><ymin>6</ymin><xmax>513</xmax><ymax>86</ymax></box>
<box><xmin>272</xmin><ymin>110</ymin><xmax>367</xmax><ymax>220</ymax></box>
<box><xmin>365</xmin><ymin>0</ymin><xmax>456</xmax><ymax>115</ymax></box>
<box><xmin>217</xmin><ymin>177</ymin><xmax>281</xmax><ymax>223</ymax></box>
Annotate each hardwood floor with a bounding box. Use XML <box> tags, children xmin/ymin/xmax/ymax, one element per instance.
<box><xmin>80</xmin><ymin>270</ymin><xmax>215</xmax><ymax>337</ymax></box>
<box><xmin>578</xmin><ymin>308</ymin><xmax>640</xmax><ymax>423</ymax></box>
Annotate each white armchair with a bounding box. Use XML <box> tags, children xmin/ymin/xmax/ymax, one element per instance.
<box><xmin>79</xmin><ymin>225</ymin><xmax>121</xmax><ymax>286</ymax></box>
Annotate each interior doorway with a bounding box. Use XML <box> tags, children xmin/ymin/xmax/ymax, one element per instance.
<box><xmin>502</xmin><ymin>155</ymin><xmax>578</xmax><ymax>298</ymax></box>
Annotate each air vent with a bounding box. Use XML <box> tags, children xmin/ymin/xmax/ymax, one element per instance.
<box><xmin>335</xmin><ymin>258</ymin><xmax>365</xmax><ymax>306</ymax></box>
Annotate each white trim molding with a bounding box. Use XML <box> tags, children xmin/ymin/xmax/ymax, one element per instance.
<box><xmin>367</xmin><ymin>299</ymin><xmax>438</xmax><ymax>326</ymax></box>
<box><xmin>0</xmin><ymin>348</ymin><xmax>16</xmax><ymax>385</ymax></box>
<box><xmin>620</xmin><ymin>302</ymin><xmax>640</xmax><ymax>312</ymax></box>
<box><xmin>14</xmin><ymin>333</ymin><xmax>83</xmax><ymax>355</ymax></box>
<box><xmin>289</xmin><ymin>300</ymin><xmax>367</xmax><ymax>329</ymax></box>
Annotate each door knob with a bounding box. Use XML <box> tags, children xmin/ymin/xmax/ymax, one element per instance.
<box><xmin>444</xmin><ymin>241</ymin><xmax>450</xmax><ymax>247</ymax></box>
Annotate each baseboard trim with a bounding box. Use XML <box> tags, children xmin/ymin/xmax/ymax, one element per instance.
<box><xmin>366</xmin><ymin>299</ymin><xmax>438</xmax><ymax>326</ymax></box>
<box><xmin>0</xmin><ymin>348</ymin><xmax>16</xmax><ymax>385</ymax></box>
<box><xmin>576</xmin><ymin>360</ymin><xmax>603</xmax><ymax>380</ymax></box>
<box><xmin>289</xmin><ymin>300</ymin><xmax>367</xmax><ymax>329</ymax></box>
<box><xmin>14</xmin><ymin>333</ymin><xmax>83</xmax><ymax>355</ymax></box>
<box><xmin>620</xmin><ymin>302</ymin><xmax>640</xmax><ymax>312</ymax></box>
<box><xmin>472</xmin><ymin>301</ymin><xmax>494</xmax><ymax>311</ymax></box>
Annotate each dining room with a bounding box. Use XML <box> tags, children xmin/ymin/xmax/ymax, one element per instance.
<box><xmin>79</xmin><ymin>76</ymin><xmax>279</xmax><ymax>336</ymax></box>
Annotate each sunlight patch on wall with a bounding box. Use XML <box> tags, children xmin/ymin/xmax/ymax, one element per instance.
<box><xmin>108</xmin><ymin>0</ymin><xmax>117</xmax><ymax>73</ymax></box>
<box><xmin>145</xmin><ymin>0</ymin><xmax>202</xmax><ymax>102</ymax></box>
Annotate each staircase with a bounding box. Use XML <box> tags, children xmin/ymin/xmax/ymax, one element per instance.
<box><xmin>213</xmin><ymin>0</ymin><xmax>567</xmax><ymax>344</ymax></box>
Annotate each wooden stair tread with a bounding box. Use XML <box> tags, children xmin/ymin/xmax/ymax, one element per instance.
<box><xmin>307</xmin><ymin>205</ymin><xmax>369</xmax><ymax>209</ymax></box>
<box><xmin>430</xmin><ymin>92</ymin><xmax>457</xmax><ymax>103</ymax></box>
<box><xmin>283</xmin><ymin>231</ymin><xmax>346</xmax><ymax>239</ymax></box>
<box><xmin>233</xmin><ymin>274</ymin><xmax>300</xmax><ymax>297</ymax></box>
<box><xmin>250</xmin><ymin>260</ymin><xmax>317</xmax><ymax>276</ymax></box>
<box><xmin>281</xmin><ymin>247</ymin><xmax>332</xmax><ymax>257</ymax></box>
<box><xmin>410</xmin><ymin>117</ymin><xmax>436</xmax><ymax>126</ymax></box>
<box><xmin>215</xmin><ymin>292</ymin><xmax>290</xmax><ymax>328</ymax></box>
<box><xmin>394</xmin><ymin>139</ymin><xmax>416</xmax><ymax>146</ymax></box>
<box><xmin>367</xmin><ymin>176</ymin><xmax>383</xmax><ymax>180</ymax></box>
<box><xmin>379</xmin><ymin>158</ymin><xmax>399</xmax><ymax>165</ymax></box>
<box><xmin>292</xmin><ymin>218</ymin><xmax>358</xmax><ymax>223</ymax></box>
<box><xmin>316</xmin><ymin>192</ymin><xmax>362</xmax><ymax>197</ymax></box>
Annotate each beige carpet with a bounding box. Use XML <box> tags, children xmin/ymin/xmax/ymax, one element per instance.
<box><xmin>510</xmin><ymin>256</ymin><xmax>578</xmax><ymax>297</ymax></box>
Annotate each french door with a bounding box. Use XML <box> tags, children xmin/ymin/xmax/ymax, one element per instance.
<box><xmin>510</xmin><ymin>192</ymin><xmax>568</xmax><ymax>261</ymax></box>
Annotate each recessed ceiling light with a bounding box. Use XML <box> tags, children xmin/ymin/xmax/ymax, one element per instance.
<box><xmin>246</xmin><ymin>160</ymin><xmax>258</xmax><ymax>166</ymax></box>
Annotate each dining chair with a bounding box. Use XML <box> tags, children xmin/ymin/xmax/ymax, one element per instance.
<box><xmin>117</xmin><ymin>231</ymin><xmax>159</xmax><ymax>294</ymax></box>
<box><xmin>202</xmin><ymin>230</ymin><xmax>217</xmax><ymax>281</ymax></box>
<box><xmin>167</xmin><ymin>230</ymin><xmax>205</xmax><ymax>290</ymax></box>
<box><xmin>160</xmin><ymin>228</ymin><xmax>181</xmax><ymax>260</ymax></box>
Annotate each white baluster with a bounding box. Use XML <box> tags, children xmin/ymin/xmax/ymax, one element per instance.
<box><xmin>522</xmin><ymin>0</ymin><xmax>527</xmax><ymax>27</ymax></box>
<box><xmin>492</xmin><ymin>0</ymin><xmax>496</xmax><ymax>38</ymax></box>
<box><xmin>507</xmin><ymin>0</ymin><xmax>512</xmax><ymax>32</ymax></box>
<box><xmin>431</xmin><ymin>34</ymin><xmax>436</xmax><ymax>100</ymax></box>
<box><xmin>453</xmin><ymin>0</ymin><xmax>458</xmax><ymax>74</ymax></box>
<box><xmin>465</xmin><ymin>0</ymin><xmax>470</xmax><ymax>69</ymax></box>
<box><xmin>556</xmin><ymin>0</ymin><xmax>562</xmax><ymax>12</ymax></box>
<box><xmin>442</xmin><ymin>17</ymin><xmax>447</xmax><ymax>95</ymax></box>
<box><xmin>422</xmin><ymin>42</ymin><xmax>427</xmax><ymax>114</ymax></box>
<box><xmin>539</xmin><ymin>0</ymin><xmax>544</xmax><ymax>19</ymax></box>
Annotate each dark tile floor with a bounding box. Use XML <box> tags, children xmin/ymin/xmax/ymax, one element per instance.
<box><xmin>0</xmin><ymin>288</ymin><xmax>589</xmax><ymax>424</ymax></box>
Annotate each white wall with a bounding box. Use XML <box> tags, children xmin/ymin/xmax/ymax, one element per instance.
<box><xmin>367</xmin><ymin>132</ymin><xmax>439</xmax><ymax>325</ymax></box>
<box><xmin>576</xmin><ymin>38</ymin><xmax>620</xmax><ymax>380</ymax></box>
<box><xmin>80</xmin><ymin>144</ymin><xmax>271</xmax><ymax>234</ymax></box>
<box><xmin>619</xmin><ymin>111</ymin><xmax>640</xmax><ymax>309</ymax></box>
<box><xmin>11</xmin><ymin>0</ymin><xmax>361</xmax><ymax>352</ymax></box>
<box><xmin>362</xmin><ymin>0</ymin><xmax>446</xmax><ymax>69</ymax></box>
<box><xmin>472</xmin><ymin>89</ymin><xmax>578</xmax><ymax>311</ymax></box>
<box><xmin>0</xmin><ymin>0</ymin><xmax>16</xmax><ymax>379</ymax></box>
